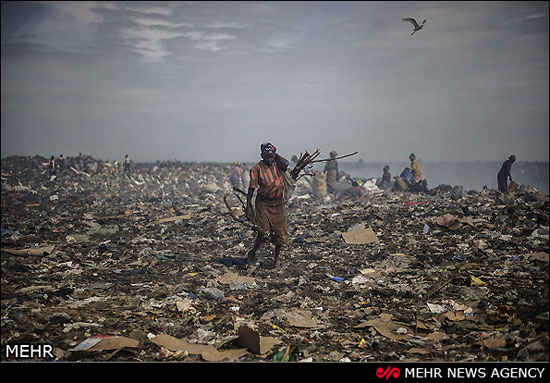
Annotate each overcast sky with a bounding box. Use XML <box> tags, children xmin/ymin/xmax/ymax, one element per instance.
<box><xmin>1</xmin><ymin>1</ymin><xmax>548</xmax><ymax>163</ymax></box>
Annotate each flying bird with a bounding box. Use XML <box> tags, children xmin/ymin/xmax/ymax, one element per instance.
<box><xmin>402</xmin><ymin>18</ymin><xmax>427</xmax><ymax>36</ymax></box>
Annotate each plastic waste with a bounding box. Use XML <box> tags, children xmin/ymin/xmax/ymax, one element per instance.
<box><xmin>325</xmin><ymin>273</ymin><xmax>344</xmax><ymax>282</ymax></box>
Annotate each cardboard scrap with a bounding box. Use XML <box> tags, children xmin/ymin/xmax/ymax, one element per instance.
<box><xmin>416</xmin><ymin>319</ymin><xmax>433</xmax><ymax>331</ymax></box>
<box><xmin>273</xmin><ymin>308</ymin><xmax>324</xmax><ymax>329</ymax></box>
<box><xmin>201</xmin><ymin>347</ymin><xmax>249</xmax><ymax>362</ymax></box>
<box><xmin>427</xmin><ymin>332</ymin><xmax>447</xmax><ymax>341</ymax></box>
<box><xmin>482</xmin><ymin>335</ymin><xmax>507</xmax><ymax>350</ymax></box>
<box><xmin>354</xmin><ymin>318</ymin><xmax>411</xmax><ymax>340</ymax></box>
<box><xmin>359</xmin><ymin>268</ymin><xmax>376</xmax><ymax>275</ymax></box>
<box><xmin>4</xmin><ymin>245</ymin><xmax>56</xmax><ymax>256</ymax></box>
<box><xmin>71</xmin><ymin>336</ymin><xmax>140</xmax><ymax>352</ymax></box>
<box><xmin>524</xmin><ymin>252</ymin><xmax>549</xmax><ymax>262</ymax></box>
<box><xmin>431</xmin><ymin>214</ymin><xmax>458</xmax><ymax>227</ymax></box>
<box><xmin>219</xmin><ymin>272</ymin><xmax>255</xmax><ymax>286</ymax></box>
<box><xmin>150</xmin><ymin>334</ymin><xmax>247</xmax><ymax>362</ymax></box>
<box><xmin>470</xmin><ymin>275</ymin><xmax>486</xmax><ymax>286</ymax></box>
<box><xmin>150</xmin><ymin>333</ymin><xmax>211</xmax><ymax>355</ymax></box>
<box><xmin>430</xmin><ymin>214</ymin><xmax>475</xmax><ymax>230</ymax></box>
<box><xmin>158</xmin><ymin>214</ymin><xmax>191</xmax><ymax>224</ymax></box>
<box><xmin>237</xmin><ymin>325</ymin><xmax>281</xmax><ymax>355</ymax></box>
<box><xmin>445</xmin><ymin>311</ymin><xmax>466</xmax><ymax>321</ymax></box>
<box><xmin>342</xmin><ymin>224</ymin><xmax>379</xmax><ymax>244</ymax></box>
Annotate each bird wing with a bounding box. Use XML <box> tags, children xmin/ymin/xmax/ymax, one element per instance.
<box><xmin>402</xmin><ymin>18</ymin><xmax>420</xmax><ymax>28</ymax></box>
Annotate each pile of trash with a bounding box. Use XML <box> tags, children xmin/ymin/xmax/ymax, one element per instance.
<box><xmin>1</xmin><ymin>155</ymin><xmax>548</xmax><ymax>362</ymax></box>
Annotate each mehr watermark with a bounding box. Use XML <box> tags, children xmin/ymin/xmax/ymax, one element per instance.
<box><xmin>4</xmin><ymin>344</ymin><xmax>54</xmax><ymax>359</ymax></box>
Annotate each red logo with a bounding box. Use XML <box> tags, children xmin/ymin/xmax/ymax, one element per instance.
<box><xmin>376</xmin><ymin>366</ymin><xmax>401</xmax><ymax>380</ymax></box>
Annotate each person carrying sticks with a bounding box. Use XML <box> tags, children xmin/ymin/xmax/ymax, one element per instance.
<box><xmin>245</xmin><ymin>143</ymin><xmax>290</xmax><ymax>269</ymax></box>
<box><xmin>240</xmin><ymin>147</ymin><xmax>357</xmax><ymax>269</ymax></box>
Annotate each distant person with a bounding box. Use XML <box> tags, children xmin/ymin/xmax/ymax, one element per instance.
<box><xmin>408</xmin><ymin>153</ymin><xmax>424</xmax><ymax>182</ymax></box>
<box><xmin>230</xmin><ymin>161</ymin><xmax>244</xmax><ymax>190</ymax></box>
<box><xmin>324</xmin><ymin>151</ymin><xmax>339</xmax><ymax>193</ymax></box>
<box><xmin>58</xmin><ymin>154</ymin><xmax>65</xmax><ymax>173</ymax></box>
<box><xmin>378</xmin><ymin>165</ymin><xmax>392</xmax><ymax>190</ymax></box>
<box><xmin>241</xmin><ymin>164</ymin><xmax>250</xmax><ymax>190</ymax></box>
<box><xmin>124</xmin><ymin>154</ymin><xmax>131</xmax><ymax>175</ymax></box>
<box><xmin>245</xmin><ymin>142</ymin><xmax>289</xmax><ymax>269</ymax></box>
<box><xmin>339</xmin><ymin>179</ymin><xmax>362</xmax><ymax>201</ymax></box>
<box><xmin>48</xmin><ymin>155</ymin><xmax>56</xmax><ymax>177</ymax></box>
<box><xmin>77</xmin><ymin>152</ymin><xmax>84</xmax><ymax>170</ymax></box>
<box><xmin>497</xmin><ymin>155</ymin><xmax>516</xmax><ymax>192</ymax></box>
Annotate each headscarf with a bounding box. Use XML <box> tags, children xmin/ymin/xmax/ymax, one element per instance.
<box><xmin>261</xmin><ymin>142</ymin><xmax>276</xmax><ymax>155</ymax></box>
<box><xmin>509</xmin><ymin>155</ymin><xmax>516</xmax><ymax>162</ymax></box>
<box><xmin>409</xmin><ymin>153</ymin><xmax>416</xmax><ymax>161</ymax></box>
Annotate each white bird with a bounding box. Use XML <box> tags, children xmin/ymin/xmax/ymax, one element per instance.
<box><xmin>402</xmin><ymin>18</ymin><xmax>427</xmax><ymax>36</ymax></box>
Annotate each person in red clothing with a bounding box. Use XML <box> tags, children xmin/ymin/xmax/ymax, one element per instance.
<box><xmin>339</xmin><ymin>179</ymin><xmax>362</xmax><ymax>201</ymax></box>
<box><xmin>378</xmin><ymin>165</ymin><xmax>392</xmax><ymax>190</ymax></box>
<box><xmin>245</xmin><ymin>142</ymin><xmax>289</xmax><ymax>269</ymax></box>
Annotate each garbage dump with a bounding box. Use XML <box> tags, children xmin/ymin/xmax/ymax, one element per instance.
<box><xmin>1</xmin><ymin>155</ymin><xmax>548</xmax><ymax>362</ymax></box>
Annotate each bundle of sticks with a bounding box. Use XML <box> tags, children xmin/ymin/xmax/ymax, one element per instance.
<box><xmin>289</xmin><ymin>149</ymin><xmax>321</xmax><ymax>180</ymax></box>
<box><xmin>289</xmin><ymin>149</ymin><xmax>358</xmax><ymax>180</ymax></box>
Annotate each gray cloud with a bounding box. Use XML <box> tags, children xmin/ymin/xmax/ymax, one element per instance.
<box><xmin>1</xmin><ymin>1</ymin><xmax>548</xmax><ymax>163</ymax></box>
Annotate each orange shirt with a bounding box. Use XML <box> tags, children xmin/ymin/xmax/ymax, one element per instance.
<box><xmin>249</xmin><ymin>160</ymin><xmax>285</xmax><ymax>200</ymax></box>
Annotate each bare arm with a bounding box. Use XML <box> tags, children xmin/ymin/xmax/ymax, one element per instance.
<box><xmin>245</xmin><ymin>187</ymin><xmax>255</xmax><ymax>220</ymax></box>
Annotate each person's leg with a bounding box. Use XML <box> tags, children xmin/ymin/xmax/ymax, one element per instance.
<box><xmin>247</xmin><ymin>235</ymin><xmax>262</xmax><ymax>264</ymax></box>
<box><xmin>272</xmin><ymin>244</ymin><xmax>281</xmax><ymax>269</ymax></box>
<box><xmin>497</xmin><ymin>174</ymin><xmax>506</xmax><ymax>192</ymax></box>
<box><xmin>249</xmin><ymin>198</ymin><xmax>269</xmax><ymax>265</ymax></box>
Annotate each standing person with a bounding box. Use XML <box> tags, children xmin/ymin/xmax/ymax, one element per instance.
<box><xmin>408</xmin><ymin>153</ymin><xmax>424</xmax><ymax>182</ymax></box>
<box><xmin>497</xmin><ymin>155</ymin><xmax>516</xmax><ymax>192</ymax></box>
<box><xmin>58</xmin><ymin>154</ymin><xmax>65</xmax><ymax>173</ymax></box>
<box><xmin>324</xmin><ymin>151</ymin><xmax>339</xmax><ymax>193</ymax></box>
<box><xmin>245</xmin><ymin>143</ymin><xmax>289</xmax><ymax>269</ymax></box>
<box><xmin>77</xmin><ymin>152</ymin><xmax>84</xmax><ymax>171</ymax></box>
<box><xmin>379</xmin><ymin>165</ymin><xmax>392</xmax><ymax>189</ymax></box>
<box><xmin>230</xmin><ymin>161</ymin><xmax>244</xmax><ymax>190</ymax></box>
<box><xmin>124</xmin><ymin>154</ymin><xmax>131</xmax><ymax>175</ymax></box>
<box><xmin>48</xmin><ymin>156</ymin><xmax>56</xmax><ymax>177</ymax></box>
<box><xmin>241</xmin><ymin>164</ymin><xmax>250</xmax><ymax>190</ymax></box>
<box><xmin>382</xmin><ymin>165</ymin><xmax>391</xmax><ymax>183</ymax></box>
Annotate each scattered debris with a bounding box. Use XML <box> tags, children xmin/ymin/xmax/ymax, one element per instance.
<box><xmin>1</xmin><ymin>155</ymin><xmax>548</xmax><ymax>362</ymax></box>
